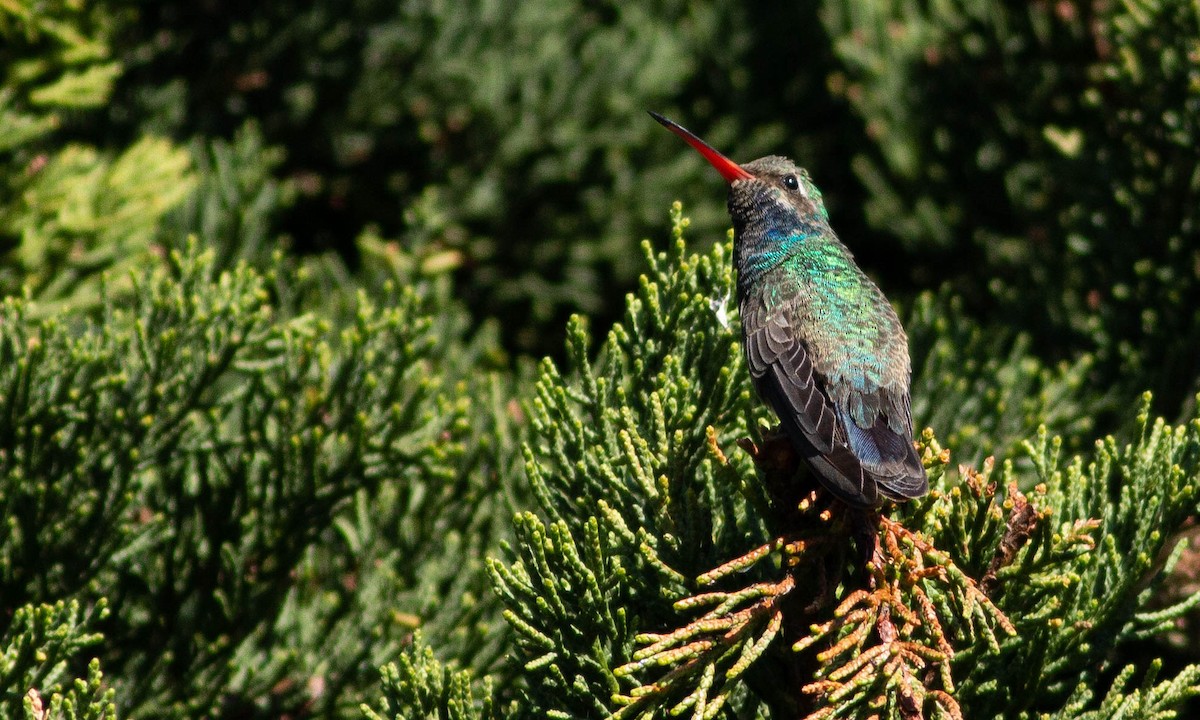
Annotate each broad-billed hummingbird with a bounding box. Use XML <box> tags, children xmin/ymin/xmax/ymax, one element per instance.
<box><xmin>651</xmin><ymin>112</ymin><xmax>927</xmax><ymax>508</ymax></box>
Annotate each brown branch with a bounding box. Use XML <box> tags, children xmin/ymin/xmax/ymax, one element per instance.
<box><xmin>980</xmin><ymin>483</ymin><xmax>1040</xmax><ymax>596</ymax></box>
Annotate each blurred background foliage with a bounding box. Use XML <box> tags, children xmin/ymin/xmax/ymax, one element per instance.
<box><xmin>95</xmin><ymin>0</ymin><xmax>857</xmax><ymax>353</ymax></box>
<box><xmin>1</xmin><ymin>0</ymin><xmax>1198</xmax><ymax>717</ymax></box>
<box><xmin>79</xmin><ymin>0</ymin><xmax>1196</xmax><ymax>418</ymax></box>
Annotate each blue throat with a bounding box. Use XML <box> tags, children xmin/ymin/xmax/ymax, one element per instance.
<box><xmin>739</xmin><ymin>224</ymin><xmax>818</xmax><ymax>285</ymax></box>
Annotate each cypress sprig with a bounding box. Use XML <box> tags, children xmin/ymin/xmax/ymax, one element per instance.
<box><xmin>906</xmin><ymin>290</ymin><xmax>1100</xmax><ymax>464</ymax></box>
<box><xmin>612</xmin><ymin>570</ymin><xmax>789</xmax><ymax>720</ymax></box>
<box><xmin>22</xmin><ymin>659</ymin><xmax>116</xmax><ymax>720</ymax></box>
<box><xmin>0</xmin><ymin>599</ymin><xmax>108</xmax><ymax>716</ymax></box>
<box><xmin>488</xmin><ymin>513</ymin><xmax>628</xmax><ymax>719</ymax></box>
<box><xmin>1049</xmin><ymin>660</ymin><xmax>1200</xmax><ymax>720</ymax></box>
<box><xmin>364</xmin><ymin>633</ymin><xmax>499</xmax><ymax>720</ymax></box>
<box><xmin>789</xmin><ymin>513</ymin><xmax>1015</xmax><ymax>719</ymax></box>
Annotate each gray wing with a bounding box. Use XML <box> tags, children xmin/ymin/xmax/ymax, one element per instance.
<box><xmin>741</xmin><ymin>300</ymin><xmax>927</xmax><ymax>507</ymax></box>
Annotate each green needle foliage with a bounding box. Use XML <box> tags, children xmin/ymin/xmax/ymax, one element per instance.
<box><xmin>364</xmin><ymin>633</ymin><xmax>499</xmax><ymax>720</ymax></box>
<box><xmin>3</xmin><ymin>0</ymin><xmax>1199</xmax><ymax>717</ymax></box>
<box><xmin>906</xmin><ymin>290</ymin><xmax>1104</xmax><ymax>465</ymax></box>
<box><xmin>0</xmin><ymin>3</ymin><xmax>195</xmax><ymax>312</ymax></box>
<box><xmin>368</xmin><ymin>209</ymin><xmax>1200</xmax><ymax>718</ymax></box>
<box><xmin>820</xmin><ymin>0</ymin><xmax>1200</xmax><ymax>415</ymax></box>
<box><xmin>21</xmin><ymin>660</ymin><xmax>116</xmax><ymax>720</ymax></box>
<box><xmin>491</xmin><ymin>205</ymin><xmax>761</xmax><ymax>718</ymax></box>
<box><xmin>0</xmin><ymin>598</ymin><xmax>114</xmax><ymax>719</ymax></box>
<box><xmin>0</xmin><ymin>238</ymin><xmax>521</xmax><ymax>718</ymax></box>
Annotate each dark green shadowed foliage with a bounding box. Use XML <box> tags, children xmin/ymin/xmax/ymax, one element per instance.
<box><xmin>820</xmin><ymin>0</ymin><xmax>1200</xmax><ymax>418</ymax></box>
<box><xmin>0</xmin><ymin>239</ymin><xmax>523</xmax><ymax>718</ymax></box>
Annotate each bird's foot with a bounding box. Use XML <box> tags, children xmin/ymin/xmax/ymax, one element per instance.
<box><xmin>736</xmin><ymin>426</ymin><xmax>797</xmax><ymax>474</ymax></box>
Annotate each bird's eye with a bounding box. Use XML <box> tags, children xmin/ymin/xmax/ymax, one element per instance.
<box><xmin>782</xmin><ymin>175</ymin><xmax>800</xmax><ymax>191</ymax></box>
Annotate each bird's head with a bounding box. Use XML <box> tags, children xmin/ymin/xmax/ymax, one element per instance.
<box><xmin>649</xmin><ymin>112</ymin><xmax>828</xmax><ymax>226</ymax></box>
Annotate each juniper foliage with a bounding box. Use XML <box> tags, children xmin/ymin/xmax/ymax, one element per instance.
<box><xmin>20</xmin><ymin>660</ymin><xmax>116</xmax><ymax>720</ymax></box>
<box><xmin>0</xmin><ymin>238</ymin><xmax>520</xmax><ymax>717</ymax></box>
<box><xmin>2</xmin><ymin>0</ymin><xmax>1199</xmax><ymax>717</ymax></box>
<box><xmin>0</xmin><ymin>2</ymin><xmax>194</xmax><ymax>312</ymax></box>
<box><xmin>0</xmin><ymin>598</ymin><xmax>112</xmax><ymax>719</ymax></box>
<box><xmin>94</xmin><ymin>0</ymin><xmax>872</xmax><ymax>358</ymax></box>
<box><xmin>370</xmin><ymin>209</ymin><xmax>1200</xmax><ymax>718</ymax></box>
<box><xmin>905</xmin><ymin>290</ymin><xmax>1104</xmax><ymax>464</ymax></box>
<box><xmin>821</xmin><ymin>0</ymin><xmax>1200</xmax><ymax>414</ymax></box>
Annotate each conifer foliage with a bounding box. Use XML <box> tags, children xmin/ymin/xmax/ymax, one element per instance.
<box><xmin>0</xmin><ymin>2</ymin><xmax>194</xmax><ymax>312</ymax></box>
<box><xmin>3</xmin><ymin>0</ymin><xmax>1200</xmax><ymax>718</ymax></box>
<box><xmin>371</xmin><ymin>210</ymin><xmax>1200</xmax><ymax>719</ymax></box>
<box><xmin>0</xmin><ymin>240</ymin><xmax>516</xmax><ymax>718</ymax></box>
<box><xmin>820</xmin><ymin>0</ymin><xmax>1200</xmax><ymax>412</ymax></box>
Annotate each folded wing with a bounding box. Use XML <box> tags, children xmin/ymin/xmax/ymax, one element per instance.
<box><xmin>742</xmin><ymin>301</ymin><xmax>928</xmax><ymax>507</ymax></box>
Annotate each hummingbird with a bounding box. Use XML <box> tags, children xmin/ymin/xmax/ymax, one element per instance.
<box><xmin>650</xmin><ymin>112</ymin><xmax>927</xmax><ymax>508</ymax></box>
